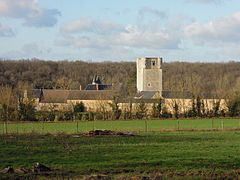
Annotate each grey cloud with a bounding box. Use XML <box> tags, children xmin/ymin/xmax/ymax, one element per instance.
<box><xmin>0</xmin><ymin>0</ymin><xmax>60</xmax><ymax>27</ymax></box>
<box><xmin>184</xmin><ymin>12</ymin><xmax>240</xmax><ymax>44</ymax></box>
<box><xmin>58</xmin><ymin>22</ymin><xmax>181</xmax><ymax>50</ymax></box>
<box><xmin>0</xmin><ymin>23</ymin><xmax>15</xmax><ymax>37</ymax></box>
<box><xmin>23</xmin><ymin>9</ymin><xmax>61</xmax><ymax>27</ymax></box>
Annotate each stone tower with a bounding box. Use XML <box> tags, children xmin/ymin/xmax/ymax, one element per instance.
<box><xmin>137</xmin><ymin>57</ymin><xmax>163</xmax><ymax>92</ymax></box>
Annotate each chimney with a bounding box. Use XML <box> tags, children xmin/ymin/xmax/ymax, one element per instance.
<box><xmin>96</xmin><ymin>84</ymin><xmax>99</xmax><ymax>90</ymax></box>
<box><xmin>79</xmin><ymin>85</ymin><xmax>82</xmax><ymax>90</ymax></box>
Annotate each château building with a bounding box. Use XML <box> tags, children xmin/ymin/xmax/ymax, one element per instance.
<box><xmin>27</xmin><ymin>57</ymin><xmax>227</xmax><ymax>114</ymax></box>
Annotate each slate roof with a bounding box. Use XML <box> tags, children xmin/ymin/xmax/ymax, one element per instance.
<box><xmin>92</xmin><ymin>75</ymin><xmax>102</xmax><ymax>84</ymax></box>
<box><xmin>162</xmin><ymin>91</ymin><xmax>193</xmax><ymax>99</ymax></box>
<box><xmin>85</xmin><ymin>84</ymin><xmax>112</xmax><ymax>90</ymax></box>
<box><xmin>119</xmin><ymin>99</ymin><xmax>163</xmax><ymax>103</ymax></box>
<box><xmin>135</xmin><ymin>90</ymin><xmax>218</xmax><ymax>99</ymax></box>
<box><xmin>30</xmin><ymin>89</ymin><xmax>42</xmax><ymax>98</ymax></box>
<box><xmin>163</xmin><ymin>91</ymin><xmax>220</xmax><ymax>99</ymax></box>
<box><xmin>85</xmin><ymin>75</ymin><xmax>112</xmax><ymax>90</ymax></box>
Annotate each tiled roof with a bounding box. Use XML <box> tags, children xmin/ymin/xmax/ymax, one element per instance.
<box><xmin>32</xmin><ymin>89</ymin><xmax>218</xmax><ymax>103</ymax></box>
<box><xmin>33</xmin><ymin>89</ymin><xmax>113</xmax><ymax>103</ymax></box>
<box><xmin>40</xmin><ymin>90</ymin><xmax>69</xmax><ymax>103</ymax></box>
<box><xmin>68</xmin><ymin>90</ymin><xmax>113</xmax><ymax>100</ymax></box>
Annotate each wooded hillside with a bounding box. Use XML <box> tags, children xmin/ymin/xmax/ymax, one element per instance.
<box><xmin>0</xmin><ymin>59</ymin><xmax>240</xmax><ymax>97</ymax></box>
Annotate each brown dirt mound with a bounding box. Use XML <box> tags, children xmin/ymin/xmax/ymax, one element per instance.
<box><xmin>34</xmin><ymin>162</ymin><xmax>52</xmax><ymax>173</ymax></box>
<box><xmin>0</xmin><ymin>167</ymin><xmax>14</xmax><ymax>174</ymax></box>
<box><xmin>86</xmin><ymin>130</ymin><xmax>136</xmax><ymax>137</ymax></box>
<box><xmin>82</xmin><ymin>174</ymin><xmax>112</xmax><ymax>180</ymax></box>
<box><xmin>0</xmin><ymin>162</ymin><xmax>53</xmax><ymax>175</ymax></box>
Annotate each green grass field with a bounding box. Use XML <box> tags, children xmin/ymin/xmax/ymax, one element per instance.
<box><xmin>0</xmin><ymin>118</ymin><xmax>240</xmax><ymax>134</ymax></box>
<box><xmin>1</xmin><ymin>131</ymin><xmax>240</xmax><ymax>179</ymax></box>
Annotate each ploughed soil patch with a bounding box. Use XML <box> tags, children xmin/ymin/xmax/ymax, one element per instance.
<box><xmin>2</xmin><ymin>166</ymin><xmax>240</xmax><ymax>180</ymax></box>
<box><xmin>81</xmin><ymin>168</ymin><xmax>240</xmax><ymax>180</ymax></box>
<box><xmin>51</xmin><ymin>130</ymin><xmax>137</xmax><ymax>138</ymax></box>
<box><xmin>0</xmin><ymin>162</ymin><xmax>62</xmax><ymax>180</ymax></box>
<box><xmin>86</xmin><ymin>130</ymin><xmax>136</xmax><ymax>137</ymax></box>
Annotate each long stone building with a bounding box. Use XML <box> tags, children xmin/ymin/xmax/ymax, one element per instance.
<box><xmin>28</xmin><ymin>57</ymin><xmax>227</xmax><ymax>114</ymax></box>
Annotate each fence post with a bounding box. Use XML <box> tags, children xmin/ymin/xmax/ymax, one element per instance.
<box><xmin>16</xmin><ymin>123</ymin><xmax>19</xmax><ymax>134</ymax></box>
<box><xmin>2</xmin><ymin>123</ymin><xmax>4</xmax><ymax>134</ymax></box>
<box><xmin>4</xmin><ymin>121</ymin><xmax>7</xmax><ymax>134</ymax></box>
<box><xmin>32</xmin><ymin>123</ymin><xmax>35</xmax><ymax>133</ymax></box>
<box><xmin>144</xmin><ymin>119</ymin><xmax>148</xmax><ymax>132</ymax></box>
<box><xmin>77</xmin><ymin>121</ymin><xmax>79</xmax><ymax>133</ymax></box>
<box><xmin>42</xmin><ymin>122</ymin><xmax>44</xmax><ymax>134</ymax></box>
<box><xmin>177</xmin><ymin>120</ymin><xmax>180</xmax><ymax>131</ymax></box>
<box><xmin>93</xmin><ymin>116</ymin><xmax>95</xmax><ymax>131</ymax></box>
<box><xmin>221</xmin><ymin>120</ymin><xmax>224</xmax><ymax>130</ymax></box>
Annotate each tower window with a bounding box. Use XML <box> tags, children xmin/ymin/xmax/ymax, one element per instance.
<box><xmin>148</xmin><ymin>83</ymin><xmax>151</xmax><ymax>87</ymax></box>
<box><xmin>152</xmin><ymin>61</ymin><xmax>156</xmax><ymax>66</ymax></box>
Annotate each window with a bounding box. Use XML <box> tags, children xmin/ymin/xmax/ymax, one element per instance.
<box><xmin>148</xmin><ymin>83</ymin><xmax>151</xmax><ymax>87</ymax></box>
<box><xmin>152</xmin><ymin>61</ymin><xmax>156</xmax><ymax>66</ymax></box>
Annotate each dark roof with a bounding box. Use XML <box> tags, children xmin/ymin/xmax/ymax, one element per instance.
<box><xmin>119</xmin><ymin>99</ymin><xmax>163</xmax><ymax>103</ymax></box>
<box><xmin>162</xmin><ymin>91</ymin><xmax>193</xmax><ymax>99</ymax></box>
<box><xmin>135</xmin><ymin>91</ymin><xmax>195</xmax><ymax>99</ymax></box>
<box><xmin>162</xmin><ymin>91</ymin><xmax>219</xmax><ymax>99</ymax></box>
<box><xmin>68</xmin><ymin>90</ymin><xmax>113</xmax><ymax>100</ymax></box>
<box><xmin>85</xmin><ymin>84</ymin><xmax>112</xmax><ymax>90</ymax></box>
<box><xmin>32</xmin><ymin>89</ymin><xmax>113</xmax><ymax>103</ymax></box>
<box><xmin>30</xmin><ymin>89</ymin><xmax>42</xmax><ymax>98</ymax></box>
<box><xmin>201</xmin><ymin>93</ymin><xmax>219</xmax><ymax>99</ymax></box>
<box><xmin>92</xmin><ymin>75</ymin><xmax>102</xmax><ymax>84</ymax></box>
<box><xmin>40</xmin><ymin>90</ymin><xmax>69</xmax><ymax>103</ymax></box>
<box><xmin>135</xmin><ymin>91</ymin><xmax>158</xmax><ymax>99</ymax></box>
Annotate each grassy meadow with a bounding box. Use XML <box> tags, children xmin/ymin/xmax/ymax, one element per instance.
<box><xmin>1</xmin><ymin>131</ymin><xmax>240</xmax><ymax>179</ymax></box>
<box><xmin>1</xmin><ymin>118</ymin><xmax>240</xmax><ymax>178</ymax></box>
<box><xmin>0</xmin><ymin>118</ymin><xmax>240</xmax><ymax>134</ymax></box>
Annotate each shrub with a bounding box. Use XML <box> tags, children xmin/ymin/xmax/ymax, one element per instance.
<box><xmin>74</xmin><ymin>102</ymin><xmax>85</xmax><ymax>113</ymax></box>
<box><xmin>227</xmin><ymin>92</ymin><xmax>240</xmax><ymax>117</ymax></box>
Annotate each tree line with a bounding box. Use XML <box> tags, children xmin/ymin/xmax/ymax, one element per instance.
<box><xmin>1</xmin><ymin>59</ymin><xmax>240</xmax><ymax>97</ymax></box>
<box><xmin>0</xmin><ymin>59</ymin><xmax>240</xmax><ymax>121</ymax></box>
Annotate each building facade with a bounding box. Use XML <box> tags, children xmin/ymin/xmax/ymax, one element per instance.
<box><xmin>26</xmin><ymin>57</ymin><xmax>227</xmax><ymax>114</ymax></box>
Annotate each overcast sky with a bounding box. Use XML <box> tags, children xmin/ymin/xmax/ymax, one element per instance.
<box><xmin>0</xmin><ymin>0</ymin><xmax>239</xmax><ymax>62</ymax></box>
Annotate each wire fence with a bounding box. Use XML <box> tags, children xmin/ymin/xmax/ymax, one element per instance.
<box><xmin>0</xmin><ymin>118</ymin><xmax>240</xmax><ymax>134</ymax></box>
